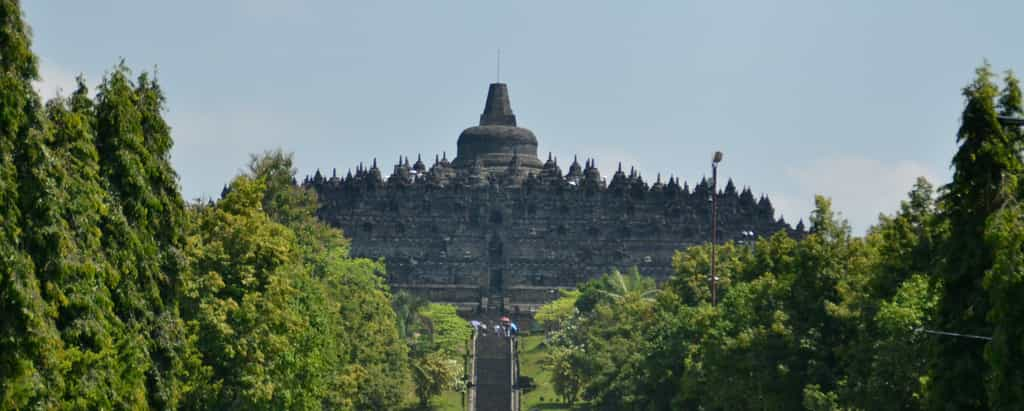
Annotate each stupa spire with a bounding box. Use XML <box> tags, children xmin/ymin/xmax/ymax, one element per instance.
<box><xmin>479</xmin><ymin>83</ymin><xmax>516</xmax><ymax>126</ymax></box>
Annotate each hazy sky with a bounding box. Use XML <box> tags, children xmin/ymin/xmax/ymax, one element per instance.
<box><xmin>23</xmin><ymin>1</ymin><xmax>1024</xmax><ymax>234</ymax></box>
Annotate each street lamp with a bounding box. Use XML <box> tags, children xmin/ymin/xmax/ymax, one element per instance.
<box><xmin>711</xmin><ymin>151</ymin><xmax>723</xmax><ymax>307</ymax></box>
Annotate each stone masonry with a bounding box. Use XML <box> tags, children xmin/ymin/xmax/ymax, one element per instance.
<box><xmin>306</xmin><ymin>83</ymin><xmax>800</xmax><ymax>310</ymax></box>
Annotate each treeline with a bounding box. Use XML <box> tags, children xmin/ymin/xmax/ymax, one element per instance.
<box><xmin>536</xmin><ymin>64</ymin><xmax>1024</xmax><ymax>410</ymax></box>
<box><xmin>1</xmin><ymin>2</ymin><xmax>472</xmax><ymax>409</ymax></box>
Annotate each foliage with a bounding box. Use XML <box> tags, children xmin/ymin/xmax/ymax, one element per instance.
<box><xmin>5</xmin><ymin>3</ymin><xmax>1024</xmax><ymax>409</ymax></box>
<box><xmin>535</xmin><ymin>289</ymin><xmax>580</xmax><ymax>331</ymax></box>
<box><xmin>404</xmin><ymin>303</ymin><xmax>470</xmax><ymax>407</ymax></box>
<box><xmin>533</xmin><ymin>186</ymin><xmax>947</xmax><ymax>410</ymax></box>
<box><xmin>410</xmin><ymin>351</ymin><xmax>461</xmax><ymax>408</ymax></box>
<box><xmin>0</xmin><ymin>1</ymin><xmax>63</xmax><ymax>407</ymax></box>
<box><xmin>930</xmin><ymin>62</ymin><xmax>1022</xmax><ymax>410</ymax></box>
<box><xmin>983</xmin><ymin>68</ymin><xmax>1024</xmax><ymax>408</ymax></box>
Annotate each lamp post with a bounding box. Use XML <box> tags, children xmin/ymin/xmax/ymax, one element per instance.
<box><xmin>711</xmin><ymin>151</ymin><xmax>723</xmax><ymax>307</ymax></box>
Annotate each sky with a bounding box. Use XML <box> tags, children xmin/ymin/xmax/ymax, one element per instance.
<box><xmin>22</xmin><ymin>1</ymin><xmax>1024</xmax><ymax>234</ymax></box>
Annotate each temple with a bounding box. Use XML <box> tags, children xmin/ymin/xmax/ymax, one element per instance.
<box><xmin>305</xmin><ymin>83</ymin><xmax>799</xmax><ymax>311</ymax></box>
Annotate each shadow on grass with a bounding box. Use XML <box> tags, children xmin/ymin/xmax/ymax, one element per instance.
<box><xmin>524</xmin><ymin>403</ymin><xmax>591</xmax><ymax>411</ymax></box>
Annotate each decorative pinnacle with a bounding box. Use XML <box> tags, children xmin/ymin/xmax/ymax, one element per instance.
<box><xmin>480</xmin><ymin>83</ymin><xmax>516</xmax><ymax>126</ymax></box>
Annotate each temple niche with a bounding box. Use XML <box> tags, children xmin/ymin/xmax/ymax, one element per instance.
<box><xmin>305</xmin><ymin>83</ymin><xmax>798</xmax><ymax>311</ymax></box>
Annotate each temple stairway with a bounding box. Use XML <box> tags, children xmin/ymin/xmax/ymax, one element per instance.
<box><xmin>474</xmin><ymin>331</ymin><xmax>513</xmax><ymax>411</ymax></box>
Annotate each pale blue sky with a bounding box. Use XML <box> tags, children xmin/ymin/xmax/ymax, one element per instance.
<box><xmin>24</xmin><ymin>1</ymin><xmax>1024</xmax><ymax>233</ymax></box>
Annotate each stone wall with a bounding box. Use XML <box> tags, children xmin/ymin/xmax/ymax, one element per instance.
<box><xmin>311</xmin><ymin>169</ymin><xmax>797</xmax><ymax>306</ymax></box>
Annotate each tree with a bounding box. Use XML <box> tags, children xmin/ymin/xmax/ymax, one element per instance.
<box><xmin>931</xmin><ymin>63</ymin><xmax>1020</xmax><ymax>410</ymax></box>
<box><xmin>535</xmin><ymin>289</ymin><xmax>580</xmax><ymax>332</ymax></box>
<box><xmin>410</xmin><ymin>351</ymin><xmax>460</xmax><ymax>408</ymax></box>
<box><xmin>984</xmin><ymin>70</ymin><xmax>1024</xmax><ymax>407</ymax></box>
<box><xmin>405</xmin><ymin>303</ymin><xmax>469</xmax><ymax>407</ymax></box>
<box><xmin>0</xmin><ymin>1</ymin><xmax>66</xmax><ymax>407</ymax></box>
<box><xmin>19</xmin><ymin>87</ymin><xmax>145</xmax><ymax>408</ymax></box>
<box><xmin>93</xmin><ymin>64</ymin><xmax>203</xmax><ymax>408</ymax></box>
<box><xmin>244</xmin><ymin>150</ymin><xmax>410</xmax><ymax>409</ymax></box>
<box><xmin>185</xmin><ymin>176</ymin><xmax>340</xmax><ymax>409</ymax></box>
<box><xmin>830</xmin><ymin>179</ymin><xmax>942</xmax><ymax>411</ymax></box>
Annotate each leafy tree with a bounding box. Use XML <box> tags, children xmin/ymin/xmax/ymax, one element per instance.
<box><xmin>243</xmin><ymin>150</ymin><xmax>410</xmax><ymax>409</ymax></box>
<box><xmin>0</xmin><ymin>1</ymin><xmax>66</xmax><ymax>407</ymax></box>
<box><xmin>576</xmin><ymin>267</ymin><xmax>658</xmax><ymax>313</ymax></box>
<box><xmin>931</xmin><ymin>63</ymin><xmax>1020</xmax><ymax>410</ymax></box>
<box><xmin>410</xmin><ymin>350</ymin><xmax>460</xmax><ymax>408</ymax></box>
<box><xmin>535</xmin><ymin>289</ymin><xmax>580</xmax><ymax>332</ymax></box>
<box><xmin>22</xmin><ymin>87</ymin><xmax>146</xmax><ymax>408</ymax></box>
<box><xmin>416</xmin><ymin>303</ymin><xmax>472</xmax><ymax>358</ymax></box>
<box><xmin>829</xmin><ymin>180</ymin><xmax>942</xmax><ymax>411</ymax></box>
<box><xmin>393</xmin><ymin>290</ymin><xmax>430</xmax><ymax>341</ymax></box>
<box><xmin>668</xmin><ymin>241</ymin><xmax>754</xmax><ymax>305</ymax></box>
<box><xmin>403</xmin><ymin>303</ymin><xmax>469</xmax><ymax>407</ymax></box>
<box><xmin>93</xmin><ymin>64</ymin><xmax>202</xmax><ymax>408</ymax></box>
<box><xmin>185</xmin><ymin>176</ymin><xmax>340</xmax><ymax>409</ymax></box>
<box><xmin>983</xmin><ymin>164</ymin><xmax>1024</xmax><ymax>407</ymax></box>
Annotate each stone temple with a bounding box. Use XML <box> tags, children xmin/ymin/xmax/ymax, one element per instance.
<box><xmin>305</xmin><ymin>83</ymin><xmax>799</xmax><ymax>311</ymax></box>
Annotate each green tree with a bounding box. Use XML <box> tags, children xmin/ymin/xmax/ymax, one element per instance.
<box><xmin>931</xmin><ymin>63</ymin><xmax>1020</xmax><ymax>410</ymax></box>
<box><xmin>984</xmin><ymin>71</ymin><xmax>1024</xmax><ymax>409</ymax></box>
<box><xmin>185</xmin><ymin>176</ymin><xmax>340</xmax><ymax>409</ymax></box>
<box><xmin>93</xmin><ymin>64</ymin><xmax>202</xmax><ymax>408</ymax></box>
<box><xmin>410</xmin><ymin>350</ymin><xmax>460</xmax><ymax>408</ymax></box>
<box><xmin>20</xmin><ymin>86</ymin><xmax>146</xmax><ymax>408</ymax></box>
<box><xmin>0</xmin><ymin>1</ymin><xmax>66</xmax><ymax>407</ymax></box>
<box><xmin>243</xmin><ymin>150</ymin><xmax>410</xmax><ymax>409</ymax></box>
<box><xmin>535</xmin><ymin>289</ymin><xmax>580</xmax><ymax>332</ymax></box>
<box><xmin>831</xmin><ymin>179</ymin><xmax>942</xmax><ymax>411</ymax></box>
<box><xmin>393</xmin><ymin>290</ymin><xmax>430</xmax><ymax>341</ymax></box>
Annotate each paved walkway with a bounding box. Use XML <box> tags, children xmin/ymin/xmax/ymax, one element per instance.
<box><xmin>475</xmin><ymin>331</ymin><xmax>513</xmax><ymax>411</ymax></box>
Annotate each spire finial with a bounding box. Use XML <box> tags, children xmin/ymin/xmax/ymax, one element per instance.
<box><xmin>497</xmin><ymin>48</ymin><xmax>501</xmax><ymax>83</ymax></box>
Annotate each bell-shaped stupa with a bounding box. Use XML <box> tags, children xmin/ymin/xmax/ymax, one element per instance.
<box><xmin>452</xmin><ymin>83</ymin><xmax>543</xmax><ymax>172</ymax></box>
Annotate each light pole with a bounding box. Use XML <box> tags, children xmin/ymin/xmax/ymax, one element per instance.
<box><xmin>711</xmin><ymin>151</ymin><xmax>723</xmax><ymax>307</ymax></box>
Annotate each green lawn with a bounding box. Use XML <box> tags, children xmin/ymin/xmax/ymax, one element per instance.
<box><xmin>428</xmin><ymin>390</ymin><xmax>466</xmax><ymax>411</ymax></box>
<box><xmin>518</xmin><ymin>334</ymin><xmax>587</xmax><ymax>411</ymax></box>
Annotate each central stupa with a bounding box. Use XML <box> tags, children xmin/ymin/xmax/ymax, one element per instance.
<box><xmin>451</xmin><ymin>83</ymin><xmax>543</xmax><ymax>172</ymax></box>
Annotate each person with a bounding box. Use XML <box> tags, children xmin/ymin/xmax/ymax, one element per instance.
<box><xmin>493</xmin><ymin>322</ymin><xmax>502</xmax><ymax>336</ymax></box>
<box><xmin>509</xmin><ymin>322</ymin><xmax>519</xmax><ymax>337</ymax></box>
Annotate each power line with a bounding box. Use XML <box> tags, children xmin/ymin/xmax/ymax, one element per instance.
<box><xmin>914</xmin><ymin>327</ymin><xmax>992</xmax><ymax>341</ymax></box>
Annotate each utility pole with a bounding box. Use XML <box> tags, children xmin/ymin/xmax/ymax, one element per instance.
<box><xmin>711</xmin><ymin>151</ymin><xmax>723</xmax><ymax>307</ymax></box>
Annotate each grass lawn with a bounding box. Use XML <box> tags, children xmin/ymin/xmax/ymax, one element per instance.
<box><xmin>427</xmin><ymin>390</ymin><xmax>466</xmax><ymax>411</ymax></box>
<box><xmin>518</xmin><ymin>334</ymin><xmax>588</xmax><ymax>411</ymax></box>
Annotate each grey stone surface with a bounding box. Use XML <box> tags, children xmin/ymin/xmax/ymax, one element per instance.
<box><xmin>305</xmin><ymin>83</ymin><xmax>799</xmax><ymax>307</ymax></box>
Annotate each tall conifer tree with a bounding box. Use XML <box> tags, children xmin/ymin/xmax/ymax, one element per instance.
<box><xmin>931</xmin><ymin>63</ymin><xmax>1019</xmax><ymax>410</ymax></box>
<box><xmin>0</xmin><ymin>1</ymin><xmax>66</xmax><ymax>407</ymax></box>
<box><xmin>984</xmin><ymin>69</ymin><xmax>1024</xmax><ymax>408</ymax></box>
<box><xmin>93</xmin><ymin>64</ymin><xmax>198</xmax><ymax>408</ymax></box>
<box><xmin>18</xmin><ymin>82</ymin><xmax>143</xmax><ymax>407</ymax></box>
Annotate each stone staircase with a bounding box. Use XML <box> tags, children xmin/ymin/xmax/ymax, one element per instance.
<box><xmin>474</xmin><ymin>331</ymin><xmax>513</xmax><ymax>411</ymax></box>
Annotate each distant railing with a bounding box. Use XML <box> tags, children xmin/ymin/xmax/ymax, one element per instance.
<box><xmin>467</xmin><ymin>330</ymin><xmax>477</xmax><ymax>411</ymax></box>
<box><xmin>510</xmin><ymin>337</ymin><xmax>520</xmax><ymax>411</ymax></box>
